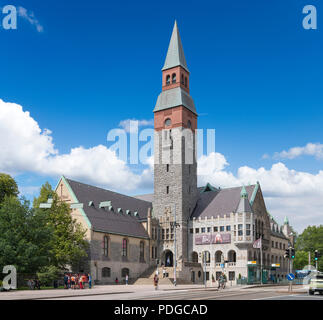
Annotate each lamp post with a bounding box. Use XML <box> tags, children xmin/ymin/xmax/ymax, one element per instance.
<box><xmin>171</xmin><ymin>204</ymin><xmax>179</xmax><ymax>287</ymax></box>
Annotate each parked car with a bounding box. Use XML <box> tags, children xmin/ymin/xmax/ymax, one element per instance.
<box><xmin>309</xmin><ymin>274</ymin><xmax>323</xmax><ymax>295</ymax></box>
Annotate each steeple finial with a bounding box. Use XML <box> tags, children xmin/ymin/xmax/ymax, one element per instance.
<box><xmin>241</xmin><ymin>185</ymin><xmax>248</xmax><ymax>199</ymax></box>
<box><xmin>162</xmin><ymin>21</ymin><xmax>189</xmax><ymax>72</ymax></box>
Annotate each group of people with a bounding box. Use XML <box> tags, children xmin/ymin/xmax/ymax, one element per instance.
<box><xmin>63</xmin><ymin>273</ymin><xmax>92</xmax><ymax>289</ymax></box>
<box><xmin>27</xmin><ymin>279</ymin><xmax>41</xmax><ymax>290</ymax></box>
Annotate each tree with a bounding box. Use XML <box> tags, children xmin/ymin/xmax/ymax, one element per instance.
<box><xmin>292</xmin><ymin>250</ymin><xmax>309</xmax><ymax>271</ymax></box>
<box><xmin>0</xmin><ymin>173</ymin><xmax>19</xmax><ymax>204</ymax></box>
<box><xmin>295</xmin><ymin>225</ymin><xmax>323</xmax><ymax>271</ymax></box>
<box><xmin>0</xmin><ymin>196</ymin><xmax>51</xmax><ymax>274</ymax></box>
<box><xmin>33</xmin><ymin>183</ymin><xmax>89</xmax><ymax>270</ymax></box>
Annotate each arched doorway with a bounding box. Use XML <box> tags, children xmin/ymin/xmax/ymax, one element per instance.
<box><xmin>162</xmin><ymin>250</ymin><xmax>174</xmax><ymax>267</ymax></box>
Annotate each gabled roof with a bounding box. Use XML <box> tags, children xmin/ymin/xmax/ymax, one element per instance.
<box><xmin>191</xmin><ymin>185</ymin><xmax>256</xmax><ymax>219</ymax></box>
<box><xmin>162</xmin><ymin>21</ymin><xmax>189</xmax><ymax>72</ymax></box>
<box><xmin>236</xmin><ymin>196</ymin><xmax>252</xmax><ymax>213</ymax></box>
<box><xmin>64</xmin><ymin>178</ymin><xmax>152</xmax><ymax>239</ymax></box>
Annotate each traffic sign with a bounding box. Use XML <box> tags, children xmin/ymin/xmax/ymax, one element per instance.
<box><xmin>287</xmin><ymin>273</ymin><xmax>295</xmax><ymax>281</ymax></box>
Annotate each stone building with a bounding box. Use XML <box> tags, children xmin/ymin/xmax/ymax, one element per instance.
<box><xmin>53</xmin><ymin>21</ymin><xmax>294</xmax><ymax>285</ymax></box>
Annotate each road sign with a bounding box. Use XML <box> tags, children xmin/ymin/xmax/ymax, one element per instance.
<box><xmin>287</xmin><ymin>273</ymin><xmax>295</xmax><ymax>281</ymax></box>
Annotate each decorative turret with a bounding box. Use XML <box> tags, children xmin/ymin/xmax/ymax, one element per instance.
<box><xmin>236</xmin><ymin>186</ymin><xmax>252</xmax><ymax>213</ymax></box>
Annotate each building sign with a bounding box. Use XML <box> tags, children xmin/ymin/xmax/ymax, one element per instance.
<box><xmin>271</xmin><ymin>263</ymin><xmax>280</xmax><ymax>268</ymax></box>
<box><xmin>195</xmin><ymin>233</ymin><xmax>231</xmax><ymax>245</ymax></box>
<box><xmin>248</xmin><ymin>261</ymin><xmax>257</xmax><ymax>265</ymax></box>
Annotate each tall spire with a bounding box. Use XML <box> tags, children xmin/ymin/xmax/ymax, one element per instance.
<box><xmin>162</xmin><ymin>21</ymin><xmax>189</xmax><ymax>72</ymax></box>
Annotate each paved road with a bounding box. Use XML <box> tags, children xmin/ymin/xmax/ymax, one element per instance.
<box><xmin>41</xmin><ymin>286</ymin><xmax>323</xmax><ymax>300</ymax></box>
<box><xmin>2</xmin><ymin>284</ymin><xmax>322</xmax><ymax>300</ymax></box>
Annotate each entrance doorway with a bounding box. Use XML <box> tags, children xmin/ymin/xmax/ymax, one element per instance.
<box><xmin>162</xmin><ymin>250</ymin><xmax>174</xmax><ymax>267</ymax></box>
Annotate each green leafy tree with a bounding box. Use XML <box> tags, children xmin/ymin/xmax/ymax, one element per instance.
<box><xmin>37</xmin><ymin>265</ymin><xmax>61</xmax><ymax>286</ymax></box>
<box><xmin>293</xmin><ymin>250</ymin><xmax>309</xmax><ymax>271</ymax></box>
<box><xmin>0</xmin><ymin>173</ymin><xmax>19</xmax><ymax>204</ymax></box>
<box><xmin>295</xmin><ymin>225</ymin><xmax>323</xmax><ymax>271</ymax></box>
<box><xmin>33</xmin><ymin>183</ymin><xmax>89</xmax><ymax>270</ymax></box>
<box><xmin>0</xmin><ymin>196</ymin><xmax>51</xmax><ymax>274</ymax></box>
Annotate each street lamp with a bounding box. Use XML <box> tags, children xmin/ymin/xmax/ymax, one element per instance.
<box><xmin>170</xmin><ymin>204</ymin><xmax>180</xmax><ymax>287</ymax></box>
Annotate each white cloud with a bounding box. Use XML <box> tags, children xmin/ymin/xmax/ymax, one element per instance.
<box><xmin>1</xmin><ymin>99</ymin><xmax>322</xmax><ymax>232</ymax></box>
<box><xmin>17</xmin><ymin>7</ymin><xmax>44</xmax><ymax>33</ymax></box>
<box><xmin>198</xmin><ymin>152</ymin><xmax>323</xmax><ymax>232</ymax></box>
<box><xmin>0</xmin><ymin>99</ymin><xmax>150</xmax><ymax>192</ymax></box>
<box><xmin>269</xmin><ymin>142</ymin><xmax>323</xmax><ymax>160</ymax></box>
<box><xmin>119</xmin><ymin>119</ymin><xmax>154</xmax><ymax>133</ymax></box>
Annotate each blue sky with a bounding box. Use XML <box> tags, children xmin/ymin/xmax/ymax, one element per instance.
<box><xmin>0</xmin><ymin>0</ymin><xmax>322</xmax><ymax>232</ymax></box>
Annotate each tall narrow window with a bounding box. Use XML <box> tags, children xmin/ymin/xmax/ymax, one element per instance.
<box><xmin>181</xmin><ymin>74</ymin><xmax>184</xmax><ymax>84</ymax></box>
<box><xmin>140</xmin><ymin>241</ymin><xmax>144</xmax><ymax>262</ymax></box>
<box><xmin>166</xmin><ymin>75</ymin><xmax>170</xmax><ymax>85</ymax></box>
<box><xmin>185</xmin><ymin>77</ymin><xmax>188</xmax><ymax>87</ymax></box>
<box><xmin>172</xmin><ymin>73</ymin><xmax>176</xmax><ymax>83</ymax></box>
<box><xmin>166</xmin><ymin>164</ymin><xmax>169</xmax><ymax>172</ymax></box>
<box><xmin>122</xmin><ymin>238</ymin><xmax>128</xmax><ymax>257</ymax></box>
<box><xmin>103</xmin><ymin>236</ymin><xmax>109</xmax><ymax>256</ymax></box>
<box><xmin>166</xmin><ymin>186</ymin><xmax>169</xmax><ymax>194</ymax></box>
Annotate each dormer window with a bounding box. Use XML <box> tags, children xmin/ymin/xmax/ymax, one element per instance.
<box><xmin>165</xmin><ymin>118</ymin><xmax>171</xmax><ymax>127</ymax></box>
<box><xmin>172</xmin><ymin>73</ymin><xmax>176</xmax><ymax>83</ymax></box>
<box><xmin>166</xmin><ymin>75</ymin><xmax>170</xmax><ymax>85</ymax></box>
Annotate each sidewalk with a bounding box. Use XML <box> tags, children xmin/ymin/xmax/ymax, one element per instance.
<box><xmin>0</xmin><ymin>284</ymin><xmax>218</xmax><ymax>300</ymax></box>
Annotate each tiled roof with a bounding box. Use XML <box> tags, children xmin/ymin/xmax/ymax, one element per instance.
<box><xmin>191</xmin><ymin>185</ymin><xmax>256</xmax><ymax>219</ymax></box>
<box><xmin>66</xmin><ymin>179</ymin><xmax>151</xmax><ymax>239</ymax></box>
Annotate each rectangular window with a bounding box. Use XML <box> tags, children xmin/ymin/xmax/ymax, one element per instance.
<box><xmin>229</xmin><ymin>271</ymin><xmax>235</xmax><ymax>281</ymax></box>
<box><xmin>166</xmin><ymin>164</ymin><xmax>169</xmax><ymax>172</ymax></box>
<box><xmin>122</xmin><ymin>239</ymin><xmax>128</xmax><ymax>257</ymax></box>
<box><xmin>238</xmin><ymin>225</ymin><xmax>243</xmax><ymax>236</ymax></box>
<box><xmin>166</xmin><ymin>186</ymin><xmax>169</xmax><ymax>194</ymax></box>
<box><xmin>166</xmin><ymin>228</ymin><xmax>169</xmax><ymax>240</ymax></box>
<box><xmin>272</xmin><ymin>241</ymin><xmax>274</xmax><ymax>248</ymax></box>
<box><xmin>214</xmin><ymin>227</ymin><xmax>218</xmax><ymax>232</ymax></box>
<box><xmin>238</xmin><ymin>224</ymin><xmax>243</xmax><ymax>230</ymax></box>
<box><xmin>226</xmin><ymin>226</ymin><xmax>231</xmax><ymax>232</ymax></box>
<box><xmin>201</xmin><ymin>227</ymin><xmax>206</xmax><ymax>233</ymax></box>
<box><xmin>195</xmin><ymin>228</ymin><xmax>199</xmax><ymax>234</ymax></box>
<box><xmin>246</xmin><ymin>224</ymin><xmax>251</xmax><ymax>236</ymax></box>
<box><xmin>162</xmin><ymin>229</ymin><xmax>165</xmax><ymax>240</ymax></box>
<box><xmin>190</xmin><ymin>228</ymin><xmax>194</xmax><ymax>234</ymax></box>
<box><xmin>220</xmin><ymin>226</ymin><xmax>224</xmax><ymax>232</ymax></box>
<box><xmin>207</xmin><ymin>227</ymin><xmax>211</xmax><ymax>233</ymax></box>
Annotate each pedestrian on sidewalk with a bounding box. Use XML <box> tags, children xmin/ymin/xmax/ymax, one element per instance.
<box><xmin>125</xmin><ymin>274</ymin><xmax>129</xmax><ymax>285</ymax></box>
<box><xmin>88</xmin><ymin>273</ymin><xmax>92</xmax><ymax>289</ymax></box>
<box><xmin>115</xmin><ymin>277</ymin><xmax>119</xmax><ymax>285</ymax></box>
<box><xmin>154</xmin><ymin>274</ymin><xmax>159</xmax><ymax>290</ymax></box>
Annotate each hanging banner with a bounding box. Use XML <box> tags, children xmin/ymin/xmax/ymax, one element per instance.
<box><xmin>195</xmin><ymin>233</ymin><xmax>231</xmax><ymax>245</ymax></box>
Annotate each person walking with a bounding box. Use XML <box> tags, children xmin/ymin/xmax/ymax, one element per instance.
<box><xmin>154</xmin><ymin>274</ymin><xmax>159</xmax><ymax>290</ymax></box>
<box><xmin>64</xmin><ymin>274</ymin><xmax>69</xmax><ymax>289</ymax></box>
<box><xmin>125</xmin><ymin>274</ymin><xmax>129</xmax><ymax>286</ymax></box>
<box><xmin>88</xmin><ymin>273</ymin><xmax>92</xmax><ymax>289</ymax></box>
<box><xmin>115</xmin><ymin>277</ymin><xmax>119</xmax><ymax>285</ymax></box>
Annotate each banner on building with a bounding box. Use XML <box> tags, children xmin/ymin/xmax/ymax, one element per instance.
<box><xmin>253</xmin><ymin>238</ymin><xmax>262</xmax><ymax>249</ymax></box>
<box><xmin>195</xmin><ymin>233</ymin><xmax>231</xmax><ymax>245</ymax></box>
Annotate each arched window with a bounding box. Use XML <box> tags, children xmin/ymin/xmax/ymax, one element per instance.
<box><xmin>172</xmin><ymin>73</ymin><xmax>176</xmax><ymax>83</ymax></box>
<box><xmin>215</xmin><ymin>251</ymin><xmax>223</xmax><ymax>263</ymax></box>
<box><xmin>187</xmin><ymin>120</ymin><xmax>192</xmax><ymax>128</ymax></box>
<box><xmin>121</xmin><ymin>268</ymin><xmax>129</xmax><ymax>278</ymax></box>
<box><xmin>181</xmin><ymin>74</ymin><xmax>184</xmax><ymax>84</ymax></box>
<box><xmin>185</xmin><ymin>77</ymin><xmax>188</xmax><ymax>87</ymax></box>
<box><xmin>103</xmin><ymin>236</ymin><xmax>109</xmax><ymax>256</ymax></box>
<box><xmin>102</xmin><ymin>267</ymin><xmax>111</xmax><ymax>278</ymax></box>
<box><xmin>228</xmin><ymin>250</ymin><xmax>236</xmax><ymax>262</ymax></box>
<box><xmin>122</xmin><ymin>238</ymin><xmax>128</xmax><ymax>257</ymax></box>
<box><xmin>165</xmin><ymin>118</ymin><xmax>171</xmax><ymax>127</ymax></box>
<box><xmin>191</xmin><ymin>251</ymin><xmax>198</xmax><ymax>263</ymax></box>
<box><xmin>166</xmin><ymin>75</ymin><xmax>170</xmax><ymax>85</ymax></box>
<box><xmin>140</xmin><ymin>241</ymin><xmax>145</xmax><ymax>262</ymax></box>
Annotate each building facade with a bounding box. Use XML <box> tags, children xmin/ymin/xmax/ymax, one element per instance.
<box><xmin>53</xmin><ymin>21</ymin><xmax>294</xmax><ymax>285</ymax></box>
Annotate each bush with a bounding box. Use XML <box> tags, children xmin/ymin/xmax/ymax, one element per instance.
<box><xmin>37</xmin><ymin>266</ymin><xmax>61</xmax><ymax>287</ymax></box>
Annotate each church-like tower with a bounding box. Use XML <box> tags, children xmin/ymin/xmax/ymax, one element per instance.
<box><xmin>153</xmin><ymin>21</ymin><xmax>198</xmax><ymax>266</ymax></box>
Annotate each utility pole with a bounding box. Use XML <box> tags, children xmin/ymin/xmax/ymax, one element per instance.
<box><xmin>173</xmin><ymin>204</ymin><xmax>177</xmax><ymax>287</ymax></box>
